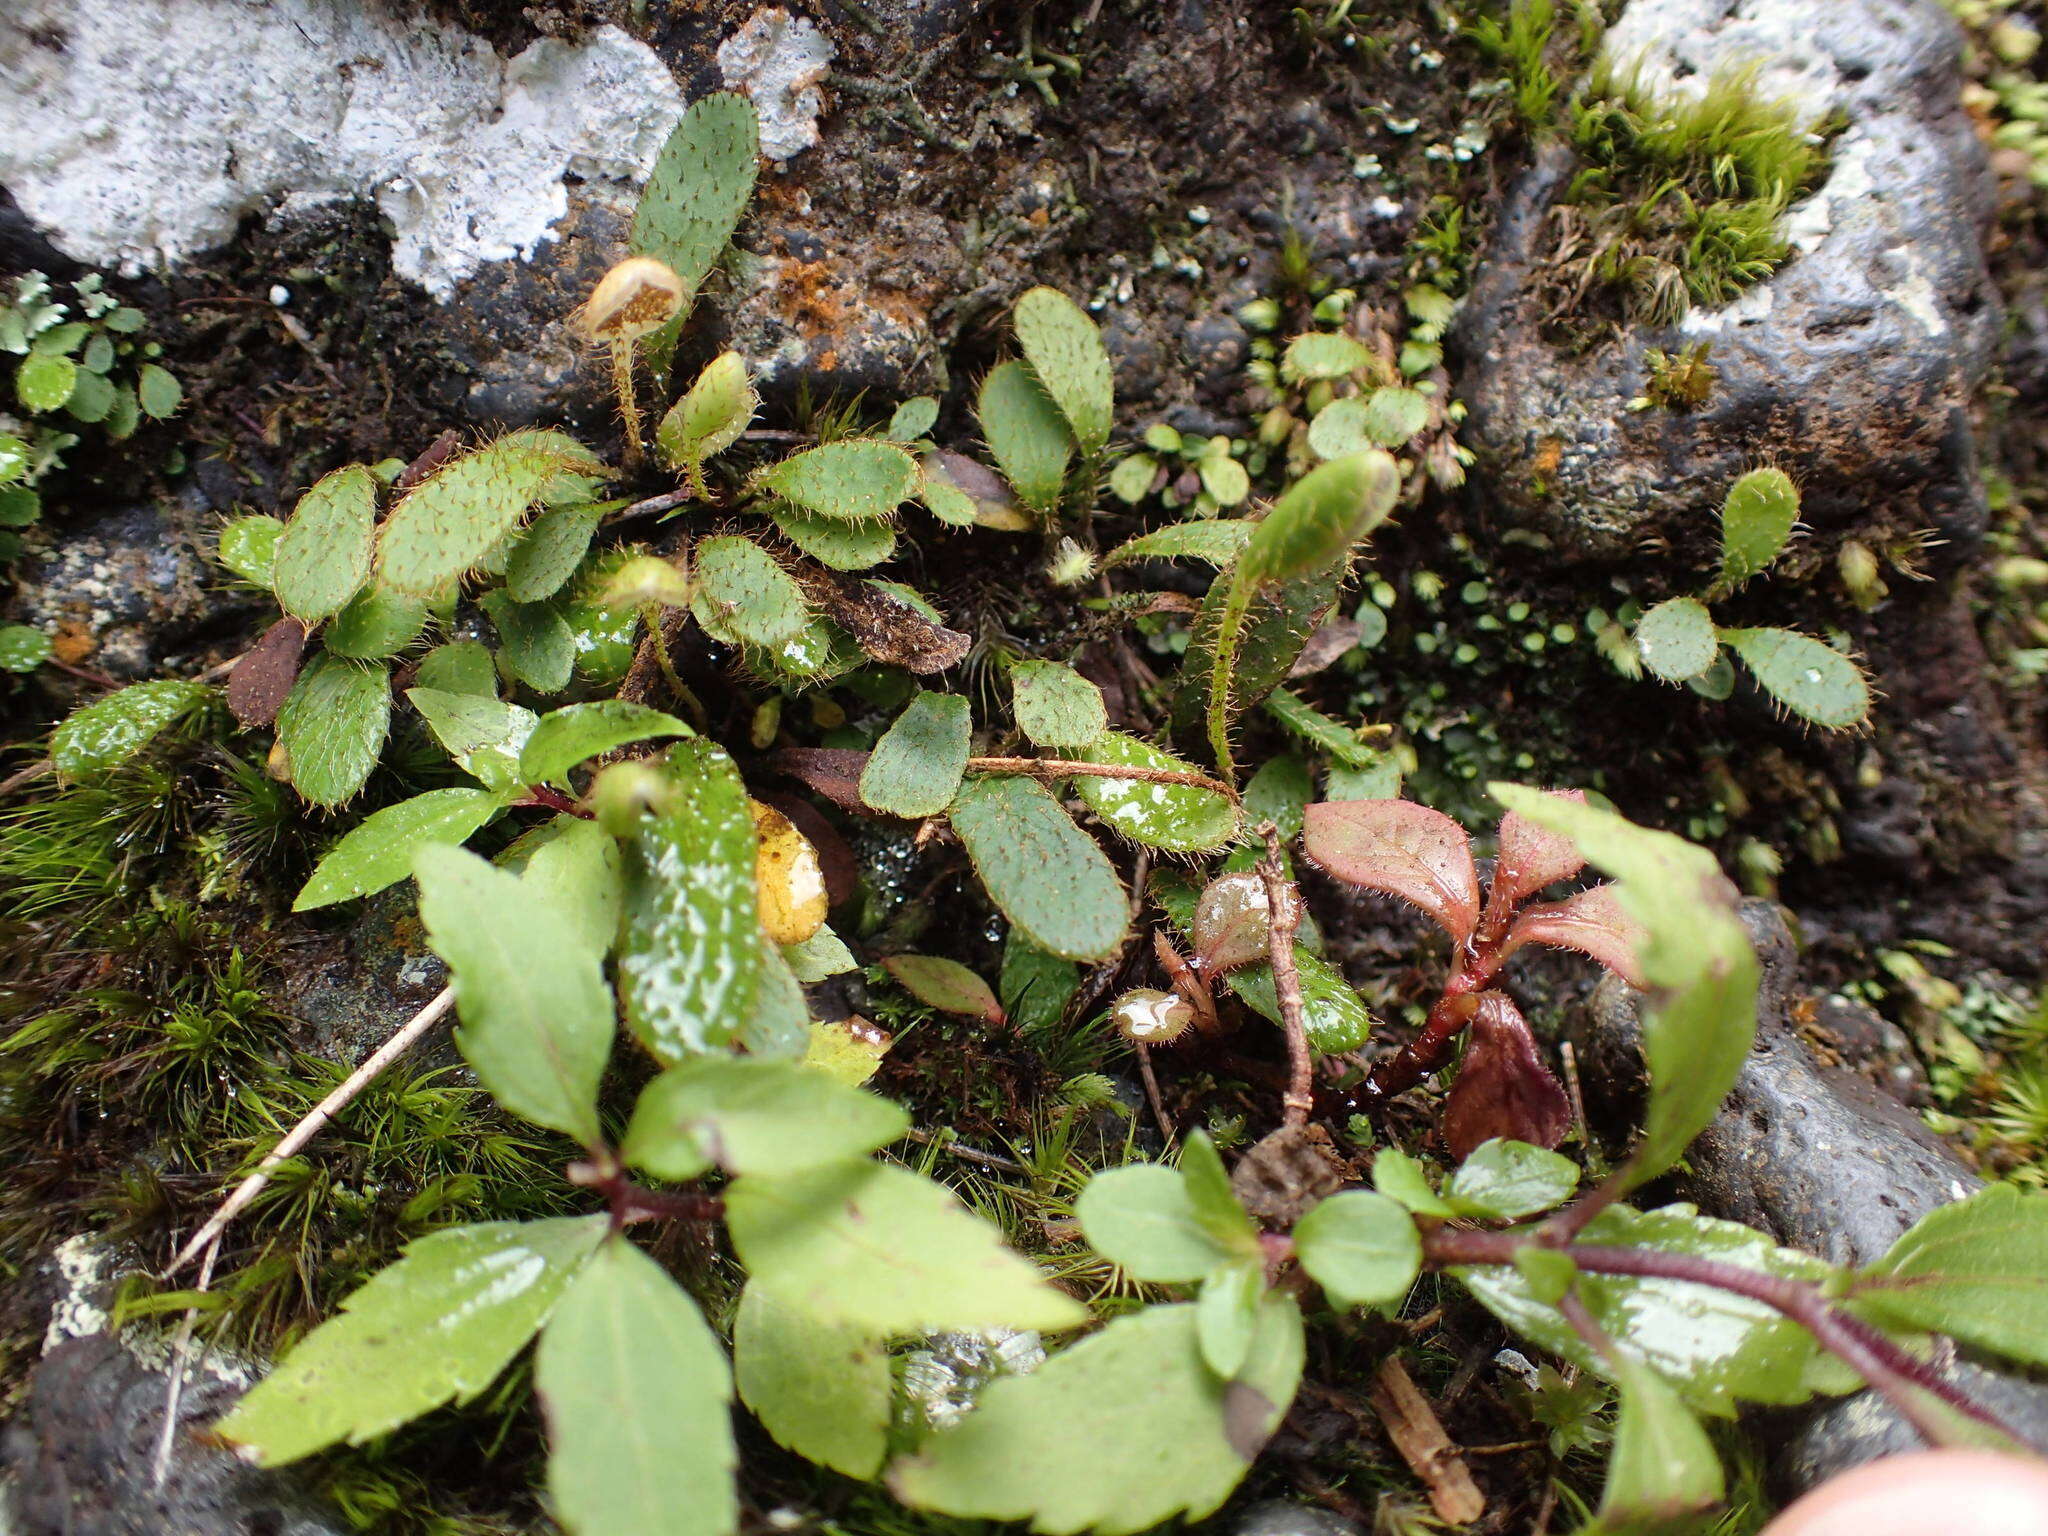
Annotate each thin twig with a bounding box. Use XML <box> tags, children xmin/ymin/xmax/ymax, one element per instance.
<box><xmin>1255</xmin><ymin>822</ymin><xmax>1315</xmax><ymax>1130</ymax></box>
<box><xmin>150</xmin><ymin>1231</ymin><xmax>219</xmax><ymax>1489</ymax></box>
<box><xmin>0</xmin><ymin>759</ymin><xmax>53</xmax><ymax>797</ymax></box>
<box><xmin>165</xmin><ymin>987</ymin><xmax>456</xmax><ymax>1277</ymax></box>
<box><xmin>1135</xmin><ymin>1041</ymin><xmax>1175</xmax><ymax>1145</ymax></box>
<box><xmin>902</xmin><ymin>1127</ymin><xmax>1027</xmax><ymax>1173</ymax></box>
<box><xmin>966</xmin><ymin>755</ymin><xmax>1238</xmax><ymax>800</ymax></box>
<box><xmin>1367</xmin><ymin>1355</ymin><xmax>1487</xmax><ymax>1525</ymax></box>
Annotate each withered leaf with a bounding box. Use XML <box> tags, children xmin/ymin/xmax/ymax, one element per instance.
<box><xmin>769</xmin><ymin>747</ymin><xmax>873</xmax><ymax>815</ymax></box>
<box><xmin>227</xmin><ymin>617</ymin><xmax>308</xmax><ymax>727</ymax></box>
<box><xmin>799</xmin><ymin>572</ymin><xmax>970</xmax><ymax>674</ymax></box>
<box><xmin>1440</xmin><ymin>992</ymin><xmax>1570</xmax><ymax>1161</ymax></box>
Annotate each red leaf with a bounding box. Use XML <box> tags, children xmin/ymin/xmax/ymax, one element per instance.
<box><xmin>1440</xmin><ymin>992</ymin><xmax>1570</xmax><ymax>1160</ymax></box>
<box><xmin>1191</xmin><ymin>870</ymin><xmax>1272</xmax><ymax>974</ymax></box>
<box><xmin>881</xmin><ymin>954</ymin><xmax>1006</xmax><ymax>1027</ymax></box>
<box><xmin>226</xmin><ymin>617</ymin><xmax>307</xmax><ymax>727</ymax></box>
<box><xmin>1302</xmin><ymin>799</ymin><xmax>1480</xmax><ymax>944</ymax></box>
<box><xmin>1489</xmin><ymin>788</ymin><xmax>1588</xmax><ymax>910</ymax></box>
<box><xmin>769</xmin><ymin>747</ymin><xmax>872</xmax><ymax>815</ymax></box>
<box><xmin>1498</xmin><ymin>883</ymin><xmax>1648</xmax><ymax>989</ymax></box>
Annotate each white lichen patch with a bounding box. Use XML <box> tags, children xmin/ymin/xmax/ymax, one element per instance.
<box><xmin>0</xmin><ymin>0</ymin><xmax>686</xmax><ymax>299</ymax></box>
<box><xmin>718</xmin><ymin>8</ymin><xmax>836</xmax><ymax>163</ymax></box>
<box><xmin>42</xmin><ymin>1234</ymin><xmax>114</xmax><ymax>1355</ymax></box>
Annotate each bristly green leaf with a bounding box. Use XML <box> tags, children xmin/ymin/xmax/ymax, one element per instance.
<box><xmin>1072</xmin><ymin>731</ymin><xmax>1238</xmax><ymax>853</ymax></box>
<box><xmin>518</xmin><ymin>700</ymin><xmax>690</xmax><ymax>788</ymax></box>
<box><xmin>15</xmin><ymin>351</ymin><xmax>76</xmax><ymax>412</ymax></box>
<box><xmin>630</xmin><ymin>92</ymin><xmax>760</xmax><ymax>310</ymax></box>
<box><xmin>273</xmin><ymin>465</ymin><xmax>377</xmax><ymax>624</ymax></box>
<box><xmin>294</xmin><ymin>787</ymin><xmax>508</xmax><ymax>911</ymax></box>
<box><xmin>408</xmin><ymin>688</ymin><xmax>537</xmax><ymax>793</ymax></box>
<box><xmin>323</xmin><ymin>586</ymin><xmax>429</xmax><ymax>660</ymax></box>
<box><xmin>620</xmin><ymin>1056</ymin><xmax>909</xmax><ymax>1181</ymax></box>
<box><xmin>726</xmin><ymin>1161</ymin><xmax>1089</xmax><ymax>1335</ymax></box>
<box><xmin>1444</xmin><ymin>1139</ymin><xmax>1580</xmax><ymax>1221</ymax></box>
<box><xmin>1633</xmin><ymin>596</ymin><xmax>1719</xmax><ymax>683</ymax></box>
<box><xmin>734</xmin><ymin>1282</ymin><xmax>892</xmax><ymax>1480</ymax></box>
<box><xmin>217</xmin><ymin>514</ymin><xmax>285</xmax><ymax>586</ymax></box>
<box><xmin>887</xmin><ymin>395</ymin><xmax>940</xmax><ymax>443</ymax></box>
<box><xmin>1282</xmin><ymin>331</ymin><xmax>1372</xmax><ymax>381</ymax></box>
<box><xmin>1488</xmin><ymin>786</ymin><xmax>1756</xmax><ymax>1189</ymax></box>
<box><xmin>888</xmin><ymin>1296</ymin><xmax>1304</xmax><ymax>1535</ymax></box>
<box><xmin>1010</xmin><ymin>659</ymin><xmax>1108</xmax><ymax>750</ymax></box>
<box><xmin>505</xmin><ymin>501</ymin><xmax>609</xmax><ymax>603</ymax></box>
<box><xmin>415</xmin><ymin>844</ymin><xmax>613</xmax><ymax>1146</ymax></box>
<box><xmin>950</xmin><ymin>775</ymin><xmax>1127</xmax><ymax>962</ymax></box>
<box><xmin>619</xmin><ymin>739</ymin><xmax>761</xmax><ymax>1063</ymax></box>
<box><xmin>136</xmin><ymin>362</ymin><xmax>182</xmax><ymax>419</ymax></box>
<box><xmin>481</xmin><ymin>590</ymin><xmax>576</xmax><ymax>692</ymax></box>
<box><xmin>277</xmin><ymin>655</ymin><xmax>390</xmax><ymax>808</ymax></box>
<box><xmin>1292</xmin><ymin>1190</ymin><xmax>1422</xmax><ymax>1309</ymax></box>
<box><xmin>376</xmin><ymin>430</ymin><xmax>602</xmax><ymax>597</ymax></box>
<box><xmin>691</xmin><ymin>535</ymin><xmax>809</xmax><ymax>646</ymax></box>
<box><xmin>860</xmin><ymin>690</ymin><xmax>971</xmax><ymax>817</ymax></box>
<box><xmin>1361</xmin><ymin>386</ymin><xmax>1431</xmax><ymax>447</ymax></box>
<box><xmin>1457</xmin><ymin>1203</ymin><xmax>1851</xmax><ymax>1416</ymax></box>
<box><xmin>215</xmin><ymin>1216</ymin><xmax>608</xmax><ymax>1464</ymax></box>
<box><xmin>1012</xmin><ymin>286</ymin><xmax>1114</xmax><ymax>454</ymax></box>
<box><xmin>977</xmin><ymin>359</ymin><xmax>1073</xmax><ymax>514</ymax></box>
<box><xmin>773</xmin><ymin>507</ymin><xmax>897</xmax><ymax>570</ymax></box>
<box><xmin>882</xmin><ymin>954</ymin><xmax>1006</xmax><ymax>1026</ymax></box>
<box><xmin>754</xmin><ymin>440</ymin><xmax>919</xmax><ymax>522</ymax></box>
<box><xmin>535</xmin><ymin>1238</ymin><xmax>735</xmax><ymax>1536</ymax></box>
<box><xmin>1720</xmin><ymin>626</ymin><xmax>1871</xmax><ymax>729</ymax></box>
<box><xmin>1239</xmin><ymin>451</ymin><xmax>1402</xmax><ymax>589</ymax></box>
<box><xmin>657</xmin><ymin>351</ymin><xmax>756</xmax><ymax>485</ymax></box>
<box><xmin>50</xmin><ymin>678</ymin><xmax>210</xmax><ymax>783</ymax></box>
<box><xmin>1854</xmin><ymin>1184</ymin><xmax>2048</xmax><ymax>1367</ymax></box>
<box><xmin>1102</xmin><ymin>519</ymin><xmax>1254</xmax><ymax>569</ymax></box>
<box><xmin>1716</xmin><ymin>466</ymin><xmax>1799</xmax><ymax>594</ymax></box>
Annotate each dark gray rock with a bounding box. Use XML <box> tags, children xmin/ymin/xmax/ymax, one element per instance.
<box><xmin>1455</xmin><ymin>0</ymin><xmax>1999</xmax><ymax>565</ymax></box>
<box><xmin>1231</xmin><ymin>1499</ymin><xmax>1365</xmax><ymax>1536</ymax></box>
<box><xmin>282</xmin><ymin>887</ymin><xmax>449</xmax><ymax>1064</ymax></box>
<box><xmin>1</xmin><ymin>1238</ymin><xmax>344</xmax><ymax>1536</ymax></box>
<box><xmin>8</xmin><ymin>500</ymin><xmax>216</xmax><ymax>681</ymax></box>
<box><xmin>1182</xmin><ymin>315</ymin><xmax>1249</xmax><ymax>399</ymax></box>
<box><xmin>1573</xmin><ymin>900</ymin><xmax>2048</xmax><ymax>1489</ymax></box>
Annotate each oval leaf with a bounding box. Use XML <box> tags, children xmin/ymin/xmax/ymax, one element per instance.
<box><xmin>1012</xmin><ymin>286</ymin><xmax>1113</xmax><ymax>453</ymax></box>
<box><xmin>1293</xmin><ymin>1190</ymin><xmax>1422</xmax><ymax>1309</ymax></box>
<box><xmin>1633</xmin><ymin>597</ymin><xmax>1719</xmax><ymax>683</ymax></box>
<box><xmin>51</xmin><ymin>678</ymin><xmax>210</xmax><ymax>782</ymax></box>
<box><xmin>1718</xmin><ymin>467</ymin><xmax>1799</xmax><ymax>593</ymax></box>
<box><xmin>977</xmin><ymin>359</ymin><xmax>1071</xmax><ymax>514</ymax></box>
<box><xmin>860</xmin><ymin>690</ymin><xmax>971</xmax><ymax>818</ymax></box>
<box><xmin>755</xmin><ymin>439</ymin><xmax>918</xmax><ymax>522</ymax></box>
<box><xmin>734</xmin><ymin>1282</ymin><xmax>892</xmax><ymax>1480</ymax></box>
<box><xmin>1011</xmin><ymin>659</ymin><xmax>1108</xmax><ymax>750</ymax></box>
<box><xmin>294</xmin><ymin>786</ymin><xmax>506</xmax><ymax>910</ymax></box>
<box><xmin>950</xmin><ymin>775</ymin><xmax>1127</xmax><ymax>962</ymax></box>
<box><xmin>1073</xmin><ymin>731</ymin><xmax>1238</xmax><ymax>853</ymax></box>
<box><xmin>883</xmin><ymin>954</ymin><xmax>1005</xmax><ymax>1026</ymax></box>
<box><xmin>273</xmin><ymin>465</ymin><xmax>377</xmax><ymax>624</ymax></box>
<box><xmin>1721</xmin><ymin>626</ymin><xmax>1871</xmax><ymax>729</ymax></box>
<box><xmin>621</xmin><ymin>1056</ymin><xmax>909</xmax><ymax>1181</ymax></box>
<box><xmin>692</xmin><ymin>535</ymin><xmax>809</xmax><ymax>646</ymax></box>
<box><xmin>519</xmin><ymin>700</ymin><xmax>691</xmax><ymax>788</ymax></box>
<box><xmin>376</xmin><ymin>430</ymin><xmax>602</xmax><ymax>597</ymax></box>
<box><xmin>277</xmin><ymin>655</ymin><xmax>390</xmax><ymax>808</ymax></box>
<box><xmin>1302</xmin><ymin>798</ymin><xmax>1480</xmax><ymax>944</ymax></box>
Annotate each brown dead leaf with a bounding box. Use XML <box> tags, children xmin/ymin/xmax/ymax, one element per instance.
<box><xmin>227</xmin><ymin>617</ymin><xmax>308</xmax><ymax>727</ymax></box>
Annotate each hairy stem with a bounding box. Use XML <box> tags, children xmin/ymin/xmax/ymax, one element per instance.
<box><xmin>1256</xmin><ymin>823</ymin><xmax>1315</xmax><ymax>1129</ymax></box>
<box><xmin>611</xmin><ymin>337</ymin><xmax>644</xmax><ymax>470</ymax></box>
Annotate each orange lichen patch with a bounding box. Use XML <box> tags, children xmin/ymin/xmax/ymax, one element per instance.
<box><xmin>50</xmin><ymin>622</ymin><xmax>96</xmax><ymax>665</ymax></box>
<box><xmin>766</xmin><ymin>256</ymin><xmax>928</xmax><ymax>365</ymax></box>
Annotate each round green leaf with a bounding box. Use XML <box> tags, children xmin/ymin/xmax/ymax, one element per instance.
<box><xmin>1011</xmin><ymin>659</ymin><xmax>1107</xmax><ymax>750</ymax></box>
<box><xmin>1292</xmin><ymin>1190</ymin><xmax>1422</xmax><ymax>1309</ymax></box>
<box><xmin>754</xmin><ymin>439</ymin><xmax>918</xmax><ymax>522</ymax></box>
<box><xmin>1633</xmin><ymin>596</ymin><xmax>1719</xmax><ymax>683</ymax></box>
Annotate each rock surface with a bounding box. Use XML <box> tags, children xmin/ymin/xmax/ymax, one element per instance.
<box><xmin>8</xmin><ymin>500</ymin><xmax>219</xmax><ymax>680</ymax></box>
<box><xmin>1231</xmin><ymin>1499</ymin><xmax>1365</xmax><ymax>1536</ymax></box>
<box><xmin>1455</xmin><ymin>0</ymin><xmax>2000</xmax><ymax>565</ymax></box>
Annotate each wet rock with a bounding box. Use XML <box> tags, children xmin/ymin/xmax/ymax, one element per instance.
<box><xmin>1573</xmin><ymin>900</ymin><xmax>2048</xmax><ymax>1488</ymax></box>
<box><xmin>1455</xmin><ymin>0</ymin><xmax>1999</xmax><ymax>564</ymax></box>
<box><xmin>1183</xmin><ymin>315</ymin><xmax>1249</xmax><ymax>399</ymax></box>
<box><xmin>1232</xmin><ymin>1499</ymin><xmax>1365</xmax><ymax>1536</ymax></box>
<box><xmin>8</xmin><ymin>500</ymin><xmax>218</xmax><ymax>680</ymax></box>
<box><xmin>1</xmin><ymin>1236</ymin><xmax>344</xmax><ymax>1536</ymax></box>
<box><xmin>282</xmin><ymin>887</ymin><xmax>449</xmax><ymax>1063</ymax></box>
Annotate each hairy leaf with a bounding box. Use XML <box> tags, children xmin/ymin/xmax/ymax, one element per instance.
<box><xmin>294</xmin><ymin>787</ymin><xmax>507</xmax><ymax>910</ymax></box>
<box><xmin>277</xmin><ymin>655</ymin><xmax>389</xmax><ymax>808</ymax></box>
<box><xmin>692</xmin><ymin>536</ymin><xmax>808</xmax><ymax>646</ymax></box>
<box><xmin>950</xmin><ymin>775</ymin><xmax>1127</xmax><ymax>961</ymax></box>
<box><xmin>1011</xmin><ymin>659</ymin><xmax>1108</xmax><ymax>750</ymax></box>
<box><xmin>1633</xmin><ymin>597</ymin><xmax>1719</xmax><ymax>683</ymax></box>
<box><xmin>518</xmin><ymin>700</ymin><xmax>690</xmax><ymax>788</ymax></box>
<box><xmin>1102</xmin><ymin>518</ymin><xmax>1254</xmax><ymax>569</ymax></box>
<box><xmin>535</xmin><ymin>1238</ymin><xmax>735</xmax><ymax>1536</ymax></box>
<box><xmin>755</xmin><ymin>440</ymin><xmax>918</xmax><ymax>522</ymax></box>
<box><xmin>860</xmin><ymin>690</ymin><xmax>971</xmax><ymax>817</ymax></box>
<box><xmin>1490</xmin><ymin>788</ymin><xmax>1588</xmax><ymax>908</ymax></box>
<box><xmin>889</xmin><ymin>1297</ymin><xmax>1303</xmax><ymax>1534</ymax></box>
<box><xmin>727</xmin><ymin>1161</ymin><xmax>1087</xmax><ymax>1334</ymax></box>
<box><xmin>1073</xmin><ymin>731</ymin><xmax>1238</xmax><ymax>852</ymax></box>
<box><xmin>977</xmin><ymin>359</ymin><xmax>1072</xmax><ymax>514</ymax></box>
<box><xmin>51</xmin><ymin>678</ymin><xmax>210</xmax><ymax>782</ymax></box>
<box><xmin>1499</xmin><ymin>883</ymin><xmax>1648</xmax><ymax>988</ymax></box>
<box><xmin>630</xmin><ymin>91</ymin><xmax>760</xmax><ymax>306</ymax></box>
<box><xmin>657</xmin><ymin>351</ymin><xmax>756</xmax><ymax>481</ymax></box>
<box><xmin>1239</xmin><ymin>451</ymin><xmax>1401</xmax><ymax>588</ymax></box>
<box><xmin>1720</xmin><ymin>626</ymin><xmax>1871</xmax><ymax>729</ymax></box>
<box><xmin>1302</xmin><ymin>798</ymin><xmax>1480</xmax><ymax>944</ymax></box>
<box><xmin>1361</xmin><ymin>385</ymin><xmax>1430</xmax><ymax>447</ymax></box>
<box><xmin>1012</xmin><ymin>286</ymin><xmax>1113</xmax><ymax>453</ymax></box>
<box><xmin>773</xmin><ymin>507</ymin><xmax>897</xmax><ymax>570</ymax></box>
<box><xmin>734</xmin><ymin>1282</ymin><xmax>892</xmax><ymax>1480</ymax></box>
<box><xmin>273</xmin><ymin>465</ymin><xmax>377</xmax><ymax>623</ymax></box>
<box><xmin>1717</xmin><ymin>466</ymin><xmax>1799</xmax><ymax>594</ymax></box>
<box><xmin>1855</xmin><ymin>1184</ymin><xmax>2048</xmax><ymax>1366</ymax></box>
<box><xmin>416</xmin><ymin>845</ymin><xmax>612</xmax><ymax>1146</ymax></box>
<box><xmin>619</xmin><ymin>740</ymin><xmax>761</xmax><ymax>1063</ymax></box>
<box><xmin>324</xmin><ymin>586</ymin><xmax>429</xmax><ymax>660</ymax></box>
<box><xmin>376</xmin><ymin>431</ymin><xmax>601</xmax><ymax>597</ymax></box>
<box><xmin>1293</xmin><ymin>1190</ymin><xmax>1422</xmax><ymax>1309</ymax></box>
<box><xmin>622</xmin><ymin>1056</ymin><xmax>906</xmax><ymax>1182</ymax></box>
<box><xmin>1282</xmin><ymin>332</ymin><xmax>1371</xmax><ymax>380</ymax></box>
<box><xmin>217</xmin><ymin>514</ymin><xmax>285</xmax><ymax>586</ymax></box>
<box><xmin>505</xmin><ymin>501</ymin><xmax>608</xmax><ymax>603</ymax></box>
<box><xmin>216</xmin><ymin>1217</ymin><xmax>607</xmax><ymax>1464</ymax></box>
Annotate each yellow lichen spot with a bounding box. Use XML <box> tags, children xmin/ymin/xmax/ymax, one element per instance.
<box><xmin>750</xmin><ymin>799</ymin><xmax>828</xmax><ymax>945</ymax></box>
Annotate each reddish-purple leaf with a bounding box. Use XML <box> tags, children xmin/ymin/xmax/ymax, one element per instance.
<box><xmin>770</xmin><ymin>747</ymin><xmax>872</xmax><ymax>815</ymax></box>
<box><xmin>1302</xmin><ymin>799</ymin><xmax>1480</xmax><ymax>944</ymax></box>
<box><xmin>1440</xmin><ymin>992</ymin><xmax>1570</xmax><ymax>1161</ymax></box>
<box><xmin>1498</xmin><ymin>883</ymin><xmax>1648</xmax><ymax>989</ymax></box>
<box><xmin>882</xmin><ymin>954</ymin><xmax>1006</xmax><ymax>1027</ymax></box>
<box><xmin>226</xmin><ymin>617</ymin><xmax>307</xmax><ymax>727</ymax></box>
<box><xmin>1489</xmin><ymin>787</ymin><xmax>1588</xmax><ymax>913</ymax></box>
<box><xmin>1191</xmin><ymin>870</ymin><xmax>1272</xmax><ymax>975</ymax></box>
